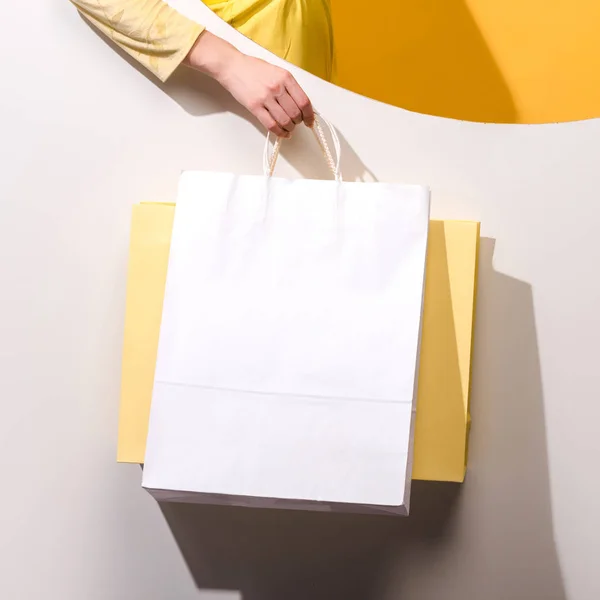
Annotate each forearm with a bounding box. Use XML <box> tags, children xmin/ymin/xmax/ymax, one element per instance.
<box><xmin>69</xmin><ymin>0</ymin><xmax>204</xmax><ymax>81</ymax></box>
<box><xmin>184</xmin><ymin>31</ymin><xmax>244</xmax><ymax>85</ymax></box>
<box><xmin>70</xmin><ymin>1</ymin><xmax>314</xmax><ymax>135</ymax></box>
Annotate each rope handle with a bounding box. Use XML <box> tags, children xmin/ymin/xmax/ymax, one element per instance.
<box><xmin>263</xmin><ymin>110</ymin><xmax>342</xmax><ymax>181</ymax></box>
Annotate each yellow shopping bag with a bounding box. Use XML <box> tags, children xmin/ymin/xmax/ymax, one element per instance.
<box><xmin>118</xmin><ymin>203</ymin><xmax>479</xmax><ymax>482</ymax></box>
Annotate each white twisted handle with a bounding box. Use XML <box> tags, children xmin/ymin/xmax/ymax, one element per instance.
<box><xmin>263</xmin><ymin>111</ymin><xmax>342</xmax><ymax>181</ymax></box>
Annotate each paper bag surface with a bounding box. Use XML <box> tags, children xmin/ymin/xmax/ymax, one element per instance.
<box><xmin>142</xmin><ymin>172</ymin><xmax>430</xmax><ymax>514</ymax></box>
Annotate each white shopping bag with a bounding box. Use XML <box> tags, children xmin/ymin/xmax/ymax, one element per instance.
<box><xmin>142</xmin><ymin>115</ymin><xmax>430</xmax><ymax>515</ymax></box>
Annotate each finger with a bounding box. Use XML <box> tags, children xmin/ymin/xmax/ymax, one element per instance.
<box><xmin>255</xmin><ymin>107</ymin><xmax>290</xmax><ymax>138</ymax></box>
<box><xmin>284</xmin><ymin>74</ymin><xmax>314</xmax><ymax>127</ymax></box>
<box><xmin>265</xmin><ymin>99</ymin><xmax>295</xmax><ymax>134</ymax></box>
<box><xmin>276</xmin><ymin>92</ymin><xmax>303</xmax><ymax>125</ymax></box>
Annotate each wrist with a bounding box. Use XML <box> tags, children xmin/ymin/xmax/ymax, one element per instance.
<box><xmin>186</xmin><ymin>31</ymin><xmax>243</xmax><ymax>84</ymax></box>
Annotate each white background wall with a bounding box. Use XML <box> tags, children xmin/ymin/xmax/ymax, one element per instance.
<box><xmin>1</xmin><ymin>2</ymin><xmax>599</xmax><ymax>599</ymax></box>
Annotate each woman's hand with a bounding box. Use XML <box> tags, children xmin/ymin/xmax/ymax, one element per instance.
<box><xmin>185</xmin><ymin>31</ymin><xmax>314</xmax><ymax>138</ymax></box>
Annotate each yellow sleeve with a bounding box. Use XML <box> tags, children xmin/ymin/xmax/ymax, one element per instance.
<box><xmin>69</xmin><ymin>1</ymin><xmax>205</xmax><ymax>82</ymax></box>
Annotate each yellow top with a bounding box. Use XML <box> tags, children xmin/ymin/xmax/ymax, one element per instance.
<box><xmin>70</xmin><ymin>0</ymin><xmax>334</xmax><ymax>82</ymax></box>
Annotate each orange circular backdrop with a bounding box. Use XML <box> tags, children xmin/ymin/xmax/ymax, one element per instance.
<box><xmin>330</xmin><ymin>0</ymin><xmax>600</xmax><ymax>124</ymax></box>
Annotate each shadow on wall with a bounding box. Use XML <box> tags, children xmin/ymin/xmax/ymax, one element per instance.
<box><xmin>160</xmin><ymin>482</ymin><xmax>462</xmax><ymax>600</ymax></box>
<box><xmin>159</xmin><ymin>239</ymin><xmax>565</xmax><ymax>600</ymax></box>
<box><xmin>373</xmin><ymin>239</ymin><xmax>566</xmax><ymax>600</ymax></box>
<box><xmin>330</xmin><ymin>0</ymin><xmax>517</xmax><ymax>124</ymax></box>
